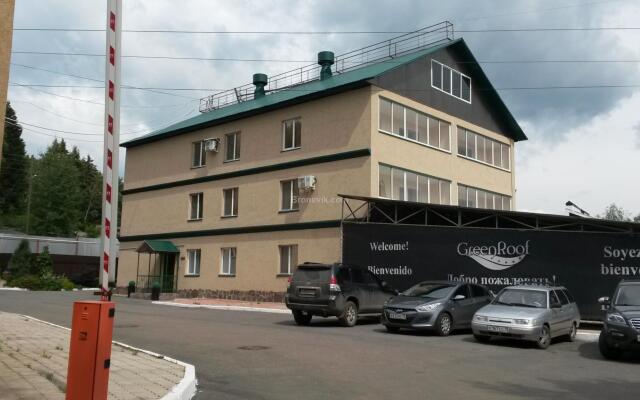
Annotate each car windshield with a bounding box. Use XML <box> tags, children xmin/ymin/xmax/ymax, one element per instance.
<box><xmin>402</xmin><ymin>283</ymin><xmax>455</xmax><ymax>299</ymax></box>
<box><xmin>615</xmin><ymin>286</ymin><xmax>640</xmax><ymax>306</ymax></box>
<box><xmin>493</xmin><ymin>289</ymin><xmax>547</xmax><ymax>309</ymax></box>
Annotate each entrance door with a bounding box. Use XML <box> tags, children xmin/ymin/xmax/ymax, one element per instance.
<box><xmin>159</xmin><ymin>253</ymin><xmax>176</xmax><ymax>292</ymax></box>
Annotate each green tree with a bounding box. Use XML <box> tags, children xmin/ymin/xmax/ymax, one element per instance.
<box><xmin>635</xmin><ymin>214</ymin><xmax>640</xmax><ymax>223</ymax></box>
<box><xmin>0</xmin><ymin>102</ymin><xmax>28</xmax><ymax>214</ymax></box>
<box><xmin>35</xmin><ymin>246</ymin><xmax>54</xmax><ymax>277</ymax></box>
<box><xmin>29</xmin><ymin>139</ymin><xmax>82</xmax><ymax>236</ymax></box>
<box><xmin>7</xmin><ymin>239</ymin><xmax>34</xmax><ymax>277</ymax></box>
<box><xmin>600</xmin><ymin>204</ymin><xmax>631</xmax><ymax>221</ymax></box>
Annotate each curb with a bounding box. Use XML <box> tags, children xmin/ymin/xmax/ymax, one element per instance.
<box><xmin>18</xmin><ymin>314</ymin><xmax>197</xmax><ymax>400</ymax></box>
<box><xmin>153</xmin><ymin>300</ymin><xmax>291</xmax><ymax>314</ymax></box>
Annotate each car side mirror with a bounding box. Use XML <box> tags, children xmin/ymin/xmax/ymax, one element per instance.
<box><xmin>551</xmin><ymin>301</ymin><xmax>561</xmax><ymax>309</ymax></box>
<box><xmin>454</xmin><ymin>294</ymin><xmax>466</xmax><ymax>301</ymax></box>
<box><xmin>598</xmin><ymin>296</ymin><xmax>611</xmax><ymax>310</ymax></box>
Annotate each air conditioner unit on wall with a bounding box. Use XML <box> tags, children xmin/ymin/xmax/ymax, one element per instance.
<box><xmin>298</xmin><ymin>175</ymin><xmax>317</xmax><ymax>191</ymax></box>
<box><xmin>204</xmin><ymin>138</ymin><xmax>220</xmax><ymax>152</ymax></box>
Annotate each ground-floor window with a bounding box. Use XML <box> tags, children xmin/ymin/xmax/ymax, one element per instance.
<box><xmin>279</xmin><ymin>244</ymin><xmax>298</xmax><ymax>275</ymax></box>
<box><xmin>186</xmin><ymin>249</ymin><xmax>201</xmax><ymax>275</ymax></box>
<box><xmin>220</xmin><ymin>247</ymin><xmax>237</xmax><ymax>276</ymax></box>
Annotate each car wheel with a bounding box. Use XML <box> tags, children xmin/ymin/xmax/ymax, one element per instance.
<box><xmin>598</xmin><ymin>331</ymin><xmax>622</xmax><ymax>360</ymax></box>
<box><xmin>385</xmin><ymin>325</ymin><xmax>400</xmax><ymax>333</ymax></box>
<box><xmin>474</xmin><ymin>334</ymin><xmax>491</xmax><ymax>343</ymax></box>
<box><xmin>536</xmin><ymin>325</ymin><xmax>551</xmax><ymax>349</ymax></box>
<box><xmin>565</xmin><ymin>322</ymin><xmax>577</xmax><ymax>342</ymax></box>
<box><xmin>292</xmin><ymin>310</ymin><xmax>312</xmax><ymax>326</ymax></box>
<box><xmin>435</xmin><ymin>313</ymin><xmax>453</xmax><ymax>336</ymax></box>
<box><xmin>339</xmin><ymin>301</ymin><xmax>358</xmax><ymax>327</ymax></box>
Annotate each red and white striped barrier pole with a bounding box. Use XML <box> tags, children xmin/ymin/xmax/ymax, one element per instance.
<box><xmin>100</xmin><ymin>0</ymin><xmax>122</xmax><ymax>300</ymax></box>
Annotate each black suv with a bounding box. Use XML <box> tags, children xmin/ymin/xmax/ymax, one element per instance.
<box><xmin>285</xmin><ymin>262</ymin><xmax>397</xmax><ymax>327</ymax></box>
<box><xmin>598</xmin><ymin>279</ymin><xmax>640</xmax><ymax>359</ymax></box>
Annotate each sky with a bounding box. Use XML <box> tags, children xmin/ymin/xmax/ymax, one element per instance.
<box><xmin>6</xmin><ymin>0</ymin><xmax>640</xmax><ymax>217</ymax></box>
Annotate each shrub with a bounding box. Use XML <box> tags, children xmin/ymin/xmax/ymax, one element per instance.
<box><xmin>7</xmin><ymin>274</ymin><xmax>76</xmax><ymax>291</ymax></box>
<box><xmin>35</xmin><ymin>246</ymin><xmax>54</xmax><ymax>277</ymax></box>
<box><xmin>7</xmin><ymin>274</ymin><xmax>43</xmax><ymax>290</ymax></box>
<box><xmin>7</xmin><ymin>239</ymin><xmax>35</xmax><ymax>277</ymax></box>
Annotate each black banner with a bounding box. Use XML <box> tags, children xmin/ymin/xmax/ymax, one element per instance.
<box><xmin>342</xmin><ymin>222</ymin><xmax>640</xmax><ymax>320</ymax></box>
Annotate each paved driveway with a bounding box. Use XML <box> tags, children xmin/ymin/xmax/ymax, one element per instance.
<box><xmin>0</xmin><ymin>291</ymin><xmax>638</xmax><ymax>400</ymax></box>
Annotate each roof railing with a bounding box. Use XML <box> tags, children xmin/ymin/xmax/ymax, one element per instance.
<box><xmin>199</xmin><ymin>21</ymin><xmax>454</xmax><ymax>113</ymax></box>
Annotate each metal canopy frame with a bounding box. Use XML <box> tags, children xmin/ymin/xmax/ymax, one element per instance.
<box><xmin>135</xmin><ymin>246</ymin><xmax>180</xmax><ymax>293</ymax></box>
<box><xmin>339</xmin><ymin>194</ymin><xmax>640</xmax><ymax>235</ymax></box>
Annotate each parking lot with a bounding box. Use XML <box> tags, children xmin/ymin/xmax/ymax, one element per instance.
<box><xmin>0</xmin><ymin>291</ymin><xmax>638</xmax><ymax>400</ymax></box>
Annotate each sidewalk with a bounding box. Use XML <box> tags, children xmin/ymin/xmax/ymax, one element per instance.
<box><xmin>0</xmin><ymin>311</ymin><xmax>189</xmax><ymax>400</ymax></box>
<box><xmin>153</xmin><ymin>298</ymin><xmax>289</xmax><ymax>313</ymax></box>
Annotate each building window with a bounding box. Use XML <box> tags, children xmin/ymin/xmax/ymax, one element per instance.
<box><xmin>192</xmin><ymin>141</ymin><xmax>206</xmax><ymax>168</ymax></box>
<box><xmin>224</xmin><ymin>132</ymin><xmax>240</xmax><ymax>162</ymax></box>
<box><xmin>379</xmin><ymin>164</ymin><xmax>450</xmax><ymax>205</ymax></box>
<box><xmin>220</xmin><ymin>247</ymin><xmax>236</xmax><ymax>276</ymax></box>
<box><xmin>279</xmin><ymin>245</ymin><xmax>298</xmax><ymax>275</ymax></box>
<box><xmin>222</xmin><ymin>188</ymin><xmax>238</xmax><ymax>217</ymax></box>
<box><xmin>186</xmin><ymin>249</ymin><xmax>201</xmax><ymax>275</ymax></box>
<box><xmin>458</xmin><ymin>184</ymin><xmax>511</xmax><ymax>210</ymax></box>
<box><xmin>378</xmin><ymin>97</ymin><xmax>450</xmax><ymax>152</ymax></box>
<box><xmin>283</xmin><ymin>118</ymin><xmax>301</xmax><ymax>150</ymax></box>
<box><xmin>457</xmin><ymin>127</ymin><xmax>510</xmax><ymax>170</ymax></box>
<box><xmin>189</xmin><ymin>192</ymin><xmax>203</xmax><ymax>220</ymax></box>
<box><xmin>280</xmin><ymin>179</ymin><xmax>299</xmax><ymax>211</ymax></box>
<box><xmin>431</xmin><ymin>60</ymin><xmax>472</xmax><ymax>103</ymax></box>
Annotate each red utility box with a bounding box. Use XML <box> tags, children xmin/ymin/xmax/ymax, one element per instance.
<box><xmin>66</xmin><ymin>301</ymin><xmax>115</xmax><ymax>400</ymax></box>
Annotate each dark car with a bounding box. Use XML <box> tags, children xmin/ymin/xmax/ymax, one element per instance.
<box><xmin>598</xmin><ymin>279</ymin><xmax>640</xmax><ymax>359</ymax></box>
<box><xmin>381</xmin><ymin>281</ymin><xmax>492</xmax><ymax>336</ymax></box>
<box><xmin>285</xmin><ymin>262</ymin><xmax>396</xmax><ymax>327</ymax></box>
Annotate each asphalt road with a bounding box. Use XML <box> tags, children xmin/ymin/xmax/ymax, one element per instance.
<box><xmin>1</xmin><ymin>291</ymin><xmax>638</xmax><ymax>400</ymax></box>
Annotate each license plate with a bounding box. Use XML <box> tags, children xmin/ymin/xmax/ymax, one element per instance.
<box><xmin>299</xmin><ymin>289</ymin><xmax>316</xmax><ymax>296</ymax></box>
<box><xmin>488</xmin><ymin>325</ymin><xmax>509</xmax><ymax>333</ymax></box>
<box><xmin>388</xmin><ymin>312</ymin><xmax>406</xmax><ymax>320</ymax></box>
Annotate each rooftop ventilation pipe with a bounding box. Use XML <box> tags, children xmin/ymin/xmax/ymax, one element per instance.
<box><xmin>318</xmin><ymin>51</ymin><xmax>334</xmax><ymax>80</ymax></box>
<box><xmin>253</xmin><ymin>73</ymin><xmax>268</xmax><ymax>98</ymax></box>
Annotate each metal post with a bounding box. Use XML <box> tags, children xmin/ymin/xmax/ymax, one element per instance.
<box><xmin>99</xmin><ymin>0</ymin><xmax>122</xmax><ymax>299</ymax></box>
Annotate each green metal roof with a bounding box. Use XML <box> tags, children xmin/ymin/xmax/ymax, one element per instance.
<box><xmin>122</xmin><ymin>38</ymin><xmax>526</xmax><ymax>148</ymax></box>
<box><xmin>136</xmin><ymin>240</ymin><xmax>179</xmax><ymax>253</ymax></box>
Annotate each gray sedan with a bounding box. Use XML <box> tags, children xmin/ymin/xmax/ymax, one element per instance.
<box><xmin>471</xmin><ymin>285</ymin><xmax>581</xmax><ymax>349</ymax></box>
<box><xmin>381</xmin><ymin>281</ymin><xmax>492</xmax><ymax>336</ymax></box>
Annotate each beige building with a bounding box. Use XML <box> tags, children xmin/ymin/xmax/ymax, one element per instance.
<box><xmin>118</xmin><ymin>37</ymin><xmax>527</xmax><ymax>300</ymax></box>
<box><xmin>0</xmin><ymin>0</ymin><xmax>16</xmax><ymax>166</ymax></box>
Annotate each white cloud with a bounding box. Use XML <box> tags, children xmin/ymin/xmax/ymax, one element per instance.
<box><xmin>516</xmin><ymin>90</ymin><xmax>640</xmax><ymax>216</ymax></box>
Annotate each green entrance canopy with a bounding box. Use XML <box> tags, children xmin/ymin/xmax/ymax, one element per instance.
<box><xmin>136</xmin><ymin>240</ymin><xmax>179</xmax><ymax>254</ymax></box>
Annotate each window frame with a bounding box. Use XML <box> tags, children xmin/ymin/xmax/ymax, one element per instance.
<box><xmin>377</xmin><ymin>97</ymin><xmax>452</xmax><ymax>154</ymax></box>
<box><xmin>457</xmin><ymin>126</ymin><xmax>512</xmax><ymax>172</ymax></box>
<box><xmin>457</xmin><ymin>183</ymin><xmax>511</xmax><ymax>211</ymax></box>
<box><xmin>224</xmin><ymin>132</ymin><xmax>240</xmax><ymax>162</ymax></box>
<box><xmin>191</xmin><ymin>140</ymin><xmax>206</xmax><ymax>168</ymax></box>
<box><xmin>186</xmin><ymin>249</ymin><xmax>201</xmax><ymax>276</ymax></box>
<box><xmin>282</xmin><ymin>118</ymin><xmax>302</xmax><ymax>151</ymax></box>
<box><xmin>222</xmin><ymin>187</ymin><xmax>238</xmax><ymax>217</ymax></box>
<box><xmin>280</xmin><ymin>179</ymin><xmax>299</xmax><ymax>212</ymax></box>
<box><xmin>278</xmin><ymin>244</ymin><xmax>298</xmax><ymax>276</ymax></box>
<box><xmin>188</xmin><ymin>192</ymin><xmax>204</xmax><ymax>221</ymax></box>
<box><xmin>220</xmin><ymin>247</ymin><xmax>237</xmax><ymax>276</ymax></box>
<box><xmin>431</xmin><ymin>59</ymin><xmax>472</xmax><ymax>104</ymax></box>
<box><xmin>378</xmin><ymin>163</ymin><xmax>451</xmax><ymax>205</ymax></box>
